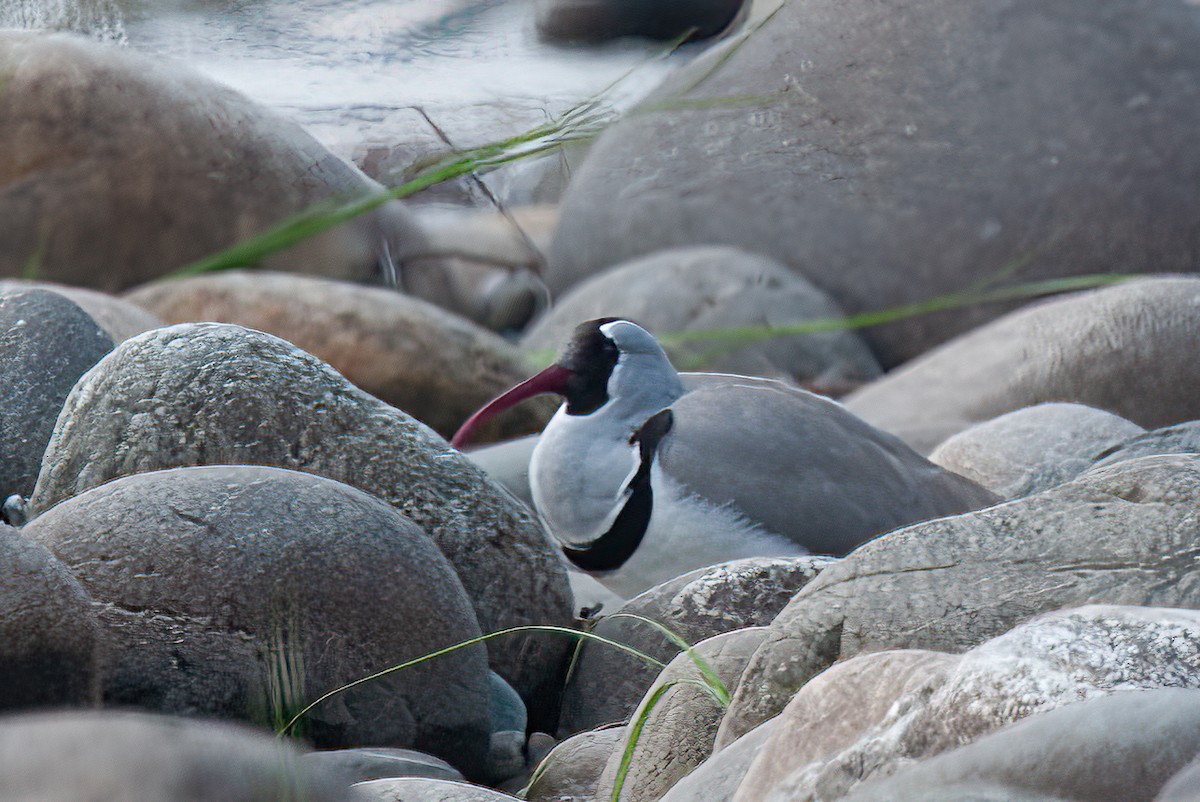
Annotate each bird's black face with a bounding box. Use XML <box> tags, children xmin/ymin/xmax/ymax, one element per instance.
<box><xmin>558</xmin><ymin>318</ymin><xmax>622</xmax><ymax>416</ymax></box>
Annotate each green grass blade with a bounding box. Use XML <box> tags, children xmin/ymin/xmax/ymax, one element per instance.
<box><xmin>608</xmin><ymin>613</ymin><xmax>731</xmax><ymax>707</ymax></box>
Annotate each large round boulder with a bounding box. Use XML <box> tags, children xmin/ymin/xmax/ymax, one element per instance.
<box><xmin>0</xmin><ymin>30</ymin><xmax>425</xmax><ymax>291</ymax></box>
<box><xmin>26</xmin><ymin>323</ymin><xmax>573</xmax><ymax>723</ymax></box>
<box><xmin>547</xmin><ymin>0</ymin><xmax>1200</xmax><ymax>366</ymax></box>
<box><xmin>24</xmin><ymin>465</ymin><xmax>492</xmax><ymax>775</ymax></box>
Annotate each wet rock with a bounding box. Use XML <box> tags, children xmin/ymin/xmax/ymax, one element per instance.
<box><xmin>522</xmin><ymin>246</ymin><xmax>881</xmax><ymax>389</ymax></box>
<box><xmin>24</xmin><ymin>465</ymin><xmax>492</xmax><ymax>775</ymax></box>
<box><xmin>304</xmin><ymin>747</ymin><xmax>464</xmax><ymax>786</ymax></box>
<box><xmin>845</xmin><ymin>278</ymin><xmax>1200</xmax><ymax>453</ymax></box>
<box><xmin>536</xmin><ymin>0</ymin><xmax>745</xmax><ymax>43</ymax></box>
<box><xmin>0</xmin><ymin>710</ymin><xmax>348</xmax><ymax>801</ymax></box>
<box><xmin>125</xmin><ymin>271</ymin><xmax>552</xmax><ymax>440</ymax></box>
<box><xmin>0</xmin><ymin>280</ymin><xmax>162</xmax><ymax>344</ymax></box>
<box><xmin>594</xmin><ymin>627</ymin><xmax>770</xmax><ymax>802</ymax></box>
<box><xmin>0</xmin><ymin>525</ymin><xmax>101</xmax><ymax>710</ymax></box>
<box><xmin>929</xmin><ymin>402</ymin><xmax>1145</xmax><ymax>498</ymax></box>
<box><xmin>353</xmin><ymin>777</ymin><xmax>520</xmax><ymax>801</ymax></box>
<box><xmin>0</xmin><ymin>288</ymin><xmax>113</xmax><ymax>499</ymax></box>
<box><xmin>557</xmin><ymin>556</ymin><xmax>832</xmax><ymax>736</ymax></box>
<box><xmin>524</xmin><ymin>726</ymin><xmax>625</xmax><ymax>802</ymax></box>
<box><xmin>659</xmin><ymin>717</ymin><xmax>782</xmax><ymax>802</ymax></box>
<box><xmin>0</xmin><ymin>30</ymin><xmax>425</xmax><ymax>291</ymax></box>
<box><xmin>547</xmin><ymin>0</ymin><xmax>1200</xmax><ymax>367</ymax></box>
<box><xmin>27</xmin><ymin>323</ymin><xmax>573</xmax><ymax>721</ymax></box>
<box><xmin>719</xmin><ymin>454</ymin><xmax>1200</xmax><ymax>744</ymax></box>
<box><xmin>841</xmin><ymin>689</ymin><xmax>1200</xmax><ymax>802</ymax></box>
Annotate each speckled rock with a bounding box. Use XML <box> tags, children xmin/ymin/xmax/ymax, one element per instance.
<box><xmin>0</xmin><ymin>710</ymin><xmax>348</xmax><ymax>801</ymax></box>
<box><xmin>536</xmin><ymin>0</ymin><xmax>745</xmax><ymax>43</ymax></box>
<box><xmin>719</xmin><ymin>454</ymin><xmax>1200</xmax><ymax>745</ymax></box>
<box><xmin>0</xmin><ymin>525</ymin><xmax>101</xmax><ymax>710</ymax></box>
<box><xmin>658</xmin><ymin>717</ymin><xmax>782</xmax><ymax>802</ymax></box>
<box><xmin>522</xmin><ymin>246</ymin><xmax>881</xmax><ymax>390</ymax></box>
<box><xmin>125</xmin><ymin>271</ymin><xmax>553</xmax><ymax>440</ymax></box>
<box><xmin>25</xmin><ymin>323</ymin><xmax>572</xmax><ymax>726</ymax></box>
<box><xmin>304</xmin><ymin>747</ymin><xmax>464</xmax><ymax>786</ymax></box>
<box><xmin>594</xmin><ymin>627</ymin><xmax>771</xmax><ymax>802</ymax></box>
<box><xmin>24</xmin><ymin>465</ymin><xmax>492</xmax><ymax>775</ymax></box>
<box><xmin>844</xmin><ymin>278</ymin><xmax>1200</xmax><ymax>453</ymax></box>
<box><xmin>841</xmin><ymin>689</ymin><xmax>1200</xmax><ymax>802</ymax></box>
<box><xmin>557</xmin><ymin>556</ymin><xmax>833</xmax><ymax>736</ymax></box>
<box><xmin>548</xmin><ymin>0</ymin><xmax>1200</xmax><ymax>367</ymax></box>
<box><xmin>0</xmin><ymin>280</ymin><xmax>162</xmax><ymax>344</ymax></box>
<box><xmin>929</xmin><ymin>402</ymin><xmax>1145</xmax><ymax>498</ymax></box>
<box><xmin>1094</xmin><ymin>420</ymin><xmax>1200</xmax><ymax>469</ymax></box>
<box><xmin>0</xmin><ymin>288</ymin><xmax>113</xmax><ymax>499</ymax></box>
<box><xmin>524</xmin><ymin>726</ymin><xmax>625</xmax><ymax>802</ymax></box>
<box><xmin>353</xmin><ymin>777</ymin><xmax>520</xmax><ymax>801</ymax></box>
<box><xmin>0</xmin><ymin>30</ymin><xmax>425</xmax><ymax>291</ymax></box>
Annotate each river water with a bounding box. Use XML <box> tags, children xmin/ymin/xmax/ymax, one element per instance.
<box><xmin>2</xmin><ymin>0</ymin><xmax>682</xmax><ymax>191</ymax></box>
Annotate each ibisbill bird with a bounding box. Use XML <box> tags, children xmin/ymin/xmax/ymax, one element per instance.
<box><xmin>452</xmin><ymin>318</ymin><xmax>999</xmax><ymax>596</ymax></box>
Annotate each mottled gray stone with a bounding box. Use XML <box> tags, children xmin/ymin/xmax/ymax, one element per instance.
<box><xmin>659</xmin><ymin>717</ymin><xmax>782</xmax><ymax>802</ymax></box>
<box><xmin>0</xmin><ymin>280</ymin><xmax>162</xmax><ymax>344</ymax></box>
<box><xmin>125</xmin><ymin>271</ymin><xmax>553</xmax><ymax>441</ymax></box>
<box><xmin>0</xmin><ymin>710</ymin><xmax>348</xmax><ymax>801</ymax></box>
<box><xmin>557</xmin><ymin>556</ymin><xmax>832</xmax><ymax>736</ymax></box>
<box><xmin>0</xmin><ymin>288</ymin><xmax>112</xmax><ymax>499</ymax></box>
<box><xmin>353</xmin><ymin>777</ymin><xmax>520</xmax><ymax>801</ymax></box>
<box><xmin>27</xmin><ymin>323</ymin><xmax>572</xmax><ymax>723</ymax></box>
<box><xmin>304</xmin><ymin>747</ymin><xmax>464</xmax><ymax>786</ymax></box>
<box><xmin>536</xmin><ymin>0</ymin><xmax>745</xmax><ymax>43</ymax></box>
<box><xmin>0</xmin><ymin>30</ymin><xmax>425</xmax><ymax>292</ymax></box>
<box><xmin>841</xmin><ymin>690</ymin><xmax>1200</xmax><ymax>802</ymax></box>
<box><xmin>929</xmin><ymin>402</ymin><xmax>1145</xmax><ymax>498</ymax></box>
<box><xmin>522</xmin><ymin>246</ymin><xmax>881</xmax><ymax>389</ymax></box>
<box><xmin>548</xmin><ymin>0</ymin><xmax>1200</xmax><ymax>368</ymax></box>
<box><xmin>0</xmin><ymin>525</ymin><xmax>101</xmax><ymax>710</ymax></box>
<box><xmin>24</xmin><ymin>465</ymin><xmax>491</xmax><ymax>775</ymax></box>
<box><xmin>1094</xmin><ymin>420</ymin><xmax>1200</xmax><ymax>469</ymax></box>
<box><xmin>524</xmin><ymin>727</ymin><xmax>625</xmax><ymax>802</ymax></box>
<box><xmin>845</xmin><ymin>278</ymin><xmax>1200</xmax><ymax>453</ymax></box>
<box><xmin>719</xmin><ymin>454</ymin><xmax>1200</xmax><ymax>745</ymax></box>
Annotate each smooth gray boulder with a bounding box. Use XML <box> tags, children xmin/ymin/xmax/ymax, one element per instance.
<box><xmin>0</xmin><ymin>288</ymin><xmax>113</xmax><ymax>499</ymax></box>
<box><xmin>1094</xmin><ymin>420</ymin><xmax>1200</xmax><ymax>469</ymax></box>
<box><xmin>304</xmin><ymin>747</ymin><xmax>464</xmax><ymax>786</ymax></box>
<box><xmin>841</xmin><ymin>690</ymin><xmax>1200</xmax><ymax>802</ymax></box>
<box><xmin>658</xmin><ymin>717</ymin><xmax>782</xmax><ymax>802</ymax></box>
<box><xmin>0</xmin><ymin>30</ymin><xmax>425</xmax><ymax>292</ymax></box>
<box><xmin>548</xmin><ymin>0</ymin><xmax>1200</xmax><ymax>367</ymax></box>
<box><xmin>524</xmin><ymin>726</ymin><xmax>625</xmax><ymax>802</ymax></box>
<box><xmin>718</xmin><ymin>454</ymin><xmax>1200</xmax><ymax>745</ymax></box>
<box><xmin>0</xmin><ymin>525</ymin><xmax>100</xmax><ymax>710</ymax></box>
<box><xmin>27</xmin><ymin>323</ymin><xmax>573</xmax><ymax>721</ymax></box>
<box><xmin>24</xmin><ymin>465</ymin><xmax>492</xmax><ymax>775</ymax></box>
<box><xmin>929</xmin><ymin>402</ymin><xmax>1145</xmax><ymax>498</ymax></box>
<box><xmin>536</xmin><ymin>0</ymin><xmax>745</xmax><ymax>43</ymax></box>
<box><xmin>353</xmin><ymin>777</ymin><xmax>519</xmax><ymax>801</ymax></box>
<box><xmin>0</xmin><ymin>710</ymin><xmax>348</xmax><ymax>801</ymax></box>
<box><xmin>125</xmin><ymin>271</ymin><xmax>553</xmax><ymax>441</ymax></box>
<box><xmin>844</xmin><ymin>278</ymin><xmax>1200</xmax><ymax>453</ymax></box>
<box><xmin>522</xmin><ymin>246</ymin><xmax>881</xmax><ymax>390</ymax></box>
<box><xmin>557</xmin><ymin>556</ymin><xmax>833</xmax><ymax>736</ymax></box>
<box><xmin>1157</xmin><ymin>755</ymin><xmax>1200</xmax><ymax>802</ymax></box>
<box><xmin>0</xmin><ymin>280</ymin><xmax>162</xmax><ymax>344</ymax></box>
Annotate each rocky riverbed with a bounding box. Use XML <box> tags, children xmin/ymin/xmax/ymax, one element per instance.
<box><xmin>2</xmin><ymin>1</ymin><xmax>1200</xmax><ymax>800</ymax></box>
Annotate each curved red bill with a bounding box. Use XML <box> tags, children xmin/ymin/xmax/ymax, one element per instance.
<box><xmin>450</xmin><ymin>363</ymin><xmax>573</xmax><ymax>449</ymax></box>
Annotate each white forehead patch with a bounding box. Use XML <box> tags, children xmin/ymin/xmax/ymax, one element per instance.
<box><xmin>599</xmin><ymin>320</ymin><xmax>661</xmax><ymax>355</ymax></box>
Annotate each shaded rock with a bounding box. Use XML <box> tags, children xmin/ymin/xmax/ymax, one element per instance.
<box><xmin>0</xmin><ymin>525</ymin><xmax>101</xmax><ymax>710</ymax></box>
<box><xmin>525</xmin><ymin>726</ymin><xmax>625</xmax><ymax>802</ymax></box>
<box><xmin>354</xmin><ymin>777</ymin><xmax>519</xmax><ymax>801</ymax></box>
<box><xmin>304</xmin><ymin>747</ymin><xmax>464</xmax><ymax>786</ymax></box>
<box><xmin>1095</xmin><ymin>420</ymin><xmax>1200</xmax><ymax>469</ymax></box>
<box><xmin>1157</xmin><ymin>755</ymin><xmax>1200</xmax><ymax>802</ymax></box>
<box><xmin>547</xmin><ymin>0</ymin><xmax>1200</xmax><ymax>368</ymax></box>
<box><xmin>485</xmin><ymin>671</ymin><xmax>529</xmax><ymax>784</ymax></box>
<box><xmin>24</xmin><ymin>465</ymin><xmax>492</xmax><ymax>775</ymax></box>
<box><xmin>929</xmin><ymin>402</ymin><xmax>1145</xmax><ymax>498</ymax></box>
<box><xmin>718</xmin><ymin>454</ymin><xmax>1200</xmax><ymax>744</ymax></box>
<box><xmin>0</xmin><ymin>710</ymin><xmax>347</xmax><ymax>801</ymax></box>
<box><xmin>522</xmin><ymin>246</ymin><xmax>881</xmax><ymax>389</ymax></box>
<box><xmin>844</xmin><ymin>278</ymin><xmax>1200</xmax><ymax>453</ymax></box>
<box><xmin>0</xmin><ymin>30</ymin><xmax>425</xmax><ymax>291</ymax></box>
<box><xmin>841</xmin><ymin>690</ymin><xmax>1200</xmax><ymax>802</ymax></box>
<box><xmin>0</xmin><ymin>288</ymin><xmax>113</xmax><ymax>499</ymax></box>
<box><xmin>659</xmin><ymin>717</ymin><xmax>782</xmax><ymax>802</ymax></box>
<box><xmin>0</xmin><ymin>280</ymin><xmax>162</xmax><ymax>343</ymax></box>
<box><xmin>558</xmin><ymin>556</ymin><xmax>832</xmax><ymax>736</ymax></box>
<box><xmin>125</xmin><ymin>271</ymin><xmax>552</xmax><ymax>440</ymax></box>
<box><xmin>27</xmin><ymin>323</ymin><xmax>573</xmax><ymax>722</ymax></box>
<box><xmin>536</xmin><ymin>0</ymin><xmax>745</xmax><ymax>43</ymax></box>
<box><xmin>594</xmin><ymin>627</ymin><xmax>770</xmax><ymax>802</ymax></box>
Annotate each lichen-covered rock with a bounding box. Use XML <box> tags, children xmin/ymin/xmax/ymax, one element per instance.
<box><xmin>719</xmin><ymin>454</ymin><xmax>1200</xmax><ymax>744</ymax></box>
<box><xmin>0</xmin><ymin>710</ymin><xmax>349</xmax><ymax>801</ymax></box>
<box><xmin>929</xmin><ymin>402</ymin><xmax>1145</xmax><ymax>498</ymax></box>
<box><xmin>24</xmin><ymin>465</ymin><xmax>492</xmax><ymax>775</ymax></box>
<box><xmin>0</xmin><ymin>288</ymin><xmax>113</xmax><ymax>499</ymax></box>
<box><xmin>557</xmin><ymin>556</ymin><xmax>832</xmax><ymax>736</ymax></box>
<box><xmin>27</xmin><ymin>324</ymin><xmax>572</xmax><ymax>725</ymax></box>
<box><xmin>125</xmin><ymin>271</ymin><xmax>552</xmax><ymax>440</ymax></box>
<box><xmin>0</xmin><ymin>30</ymin><xmax>425</xmax><ymax>291</ymax></box>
